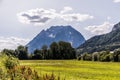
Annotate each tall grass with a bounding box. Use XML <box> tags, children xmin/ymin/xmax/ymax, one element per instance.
<box><xmin>0</xmin><ymin>54</ymin><xmax>62</xmax><ymax>80</ymax></box>
<box><xmin>20</xmin><ymin>60</ymin><xmax>120</xmax><ymax>80</ymax></box>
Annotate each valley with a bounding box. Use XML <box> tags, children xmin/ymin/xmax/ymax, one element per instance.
<box><xmin>20</xmin><ymin>60</ymin><xmax>120</xmax><ymax>80</ymax></box>
<box><xmin>0</xmin><ymin>0</ymin><xmax>120</xmax><ymax>80</ymax></box>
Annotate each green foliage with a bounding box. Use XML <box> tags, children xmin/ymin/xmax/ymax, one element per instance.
<box><xmin>1</xmin><ymin>45</ymin><xmax>29</xmax><ymax>60</ymax></box>
<box><xmin>1</xmin><ymin>41</ymin><xmax>75</xmax><ymax>60</ymax></box>
<box><xmin>99</xmin><ymin>51</ymin><xmax>111</xmax><ymax>62</ymax></box>
<box><xmin>82</xmin><ymin>53</ymin><xmax>92</xmax><ymax>61</ymax></box>
<box><xmin>92</xmin><ymin>52</ymin><xmax>99</xmax><ymax>61</ymax></box>
<box><xmin>8</xmin><ymin>66</ymin><xmax>41</xmax><ymax>80</ymax></box>
<box><xmin>113</xmin><ymin>48</ymin><xmax>120</xmax><ymax>62</ymax></box>
<box><xmin>50</xmin><ymin>41</ymin><xmax>75</xmax><ymax>59</ymax></box>
<box><xmin>0</xmin><ymin>54</ymin><xmax>62</xmax><ymax>80</ymax></box>
<box><xmin>2</xmin><ymin>49</ymin><xmax>16</xmax><ymax>57</ymax></box>
<box><xmin>41</xmin><ymin>45</ymin><xmax>48</xmax><ymax>59</ymax></box>
<box><xmin>4</xmin><ymin>56</ymin><xmax>19</xmax><ymax>69</ymax></box>
<box><xmin>78</xmin><ymin>26</ymin><xmax>120</xmax><ymax>54</ymax></box>
<box><xmin>79</xmin><ymin>49</ymin><xmax>120</xmax><ymax>62</ymax></box>
<box><xmin>4</xmin><ymin>65</ymin><xmax>62</xmax><ymax>80</ymax></box>
<box><xmin>33</xmin><ymin>49</ymin><xmax>43</xmax><ymax>59</ymax></box>
<box><xmin>0</xmin><ymin>68</ymin><xmax>6</xmax><ymax>80</ymax></box>
<box><xmin>0</xmin><ymin>54</ymin><xmax>19</xmax><ymax>80</ymax></box>
<box><xmin>17</xmin><ymin>45</ymin><xmax>28</xmax><ymax>60</ymax></box>
<box><xmin>32</xmin><ymin>41</ymin><xmax>76</xmax><ymax>60</ymax></box>
<box><xmin>77</xmin><ymin>49</ymin><xmax>119</xmax><ymax>62</ymax></box>
<box><xmin>77</xmin><ymin>56</ymin><xmax>82</xmax><ymax>60</ymax></box>
<box><xmin>50</xmin><ymin>42</ymin><xmax>59</xmax><ymax>59</ymax></box>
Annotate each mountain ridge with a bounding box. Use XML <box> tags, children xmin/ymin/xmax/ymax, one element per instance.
<box><xmin>27</xmin><ymin>25</ymin><xmax>85</xmax><ymax>53</ymax></box>
<box><xmin>77</xmin><ymin>22</ymin><xmax>120</xmax><ymax>54</ymax></box>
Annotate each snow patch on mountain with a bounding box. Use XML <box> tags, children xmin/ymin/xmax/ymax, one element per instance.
<box><xmin>48</xmin><ymin>34</ymin><xmax>56</xmax><ymax>38</ymax></box>
<box><xmin>27</xmin><ymin>25</ymin><xmax>85</xmax><ymax>53</ymax></box>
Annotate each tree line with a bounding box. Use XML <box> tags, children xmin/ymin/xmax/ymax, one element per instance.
<box><xmin>2</xmin><ymin>41</ymin><xmax>76</xmax><ymax>60</ymax></box>
<box><xmin>77</xmin><ymin>48</ymin><xmax>120</xmax><ymax>62</ymax></box>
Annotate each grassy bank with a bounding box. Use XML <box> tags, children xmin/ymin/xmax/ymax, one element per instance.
<box><xmin>20</xmin><ymin>60</ymin><xmax>120</xmax><ymax>80</ymax></box>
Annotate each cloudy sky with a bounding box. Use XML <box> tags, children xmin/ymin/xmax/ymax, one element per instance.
<box><xmin>0</xmin><ymin>0</ymin><xmax>120</xmax><ymax>50</ymax></box>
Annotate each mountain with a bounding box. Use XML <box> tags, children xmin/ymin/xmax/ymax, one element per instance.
<box><xmin>77</xmin><ymin>22</ymin><xmax>120</xmax><ymax>54</ymax></box>
<box><xmin>27</xmin><ymin>25</ymin><xmax>85</xmax><ymax>53</ymax></box>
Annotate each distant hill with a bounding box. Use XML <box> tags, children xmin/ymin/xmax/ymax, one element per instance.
<box><xmin>27</xmin><ymin>25</ymin><xmax>85</xmax><ymax>53</ymax></box>
<box><xmin>78</xmin><ymin>22</ymin><xmax>120</xmax><ymax>53</ymax></box>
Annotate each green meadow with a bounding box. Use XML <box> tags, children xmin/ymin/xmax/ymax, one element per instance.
<box><xmin>20</xmin><ymin>60</ymin><xmax>120</xmax><ymax>80</ymax></box>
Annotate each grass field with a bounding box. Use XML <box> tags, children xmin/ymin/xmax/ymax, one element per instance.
<box><xmin>20</xmin><ymin>60</ymin><xmax>120</xmax><ymax>80</ymax></box>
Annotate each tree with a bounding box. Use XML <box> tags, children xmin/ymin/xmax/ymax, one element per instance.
<box><xmin>17</xmin><ymin>45</ymin><xmax>28</xmax><ymax>60</ymax></box>
<box><xmin>49</xmin><ymin>41</ymin><xmax>76</xmax><ymax>59</ymax></box>
<box><xmin>58</xmin><ymin>41</ymin><xmax>76</xmax><ymax>59</ymax></box>
<box><xmin>113</xmin><ymin>48</ymin><xmax>120</xmax><ymax>62</ymax></box>
<box><xmin>41</xmin><ymin>45</ymin><xmax>48</xmax><ymax>59</ymax></box>
<box><xmin>99</xmin><ymin>51</ymin><xmax>111</xmax><ymax>62</ymax></box>
<box><xmin>82</xmin><ymin>53</ymin><xmax>92</xmax><ymax>61</ymax></box>
<box><xmin>2</xmin><ymin>49</ymin><xmax>16</xmax><ymax>57</ymax></box>
<box><xmin>92</xmin><ymin>52</ymin><xmax>99</xmax><ymax>61</ymax></box>
<box><xmin>50</xmin><ymin>42</ymin><xmax>59</xmax><ymax>59</ymax></box>
<box><xmin>33</xmin><ymin>49</ymin><xmax>42</xmax><ymax>59</ymax></box>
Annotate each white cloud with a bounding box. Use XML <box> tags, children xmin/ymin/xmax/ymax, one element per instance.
<box><xmin>17</xmin><ymin>7</ymin><xmax>94</xmax><ymax>26</ymax></box>
<box><xmin>60</xmin><ymin>13</ymin><xmax>94</xmax><ymax>22</ymax></box>
<box><xmin>85</xmin><ymin>22</ymin><xmax>114</xmax><ymax>35</ymax></box>
<box><xmin>107</xmin><ymin>16</ymin><xmax>111</xmax><ymax>20</ymax></box>
<box><xmin>0</xmin><ymin>37</ymin><xmax>29</xmax><ymax>51</ymax></box>
<box><xmin>113</xmin><ymin>0</ymin><xmax>120</xmax><ymax>3</ymax></box>
<box><xmin>17</xmin><ymin>8</ymin><xmax>57</xmax><ymax>26</ymax></box>
<box><xmin>60</xmin><ymin>6</ymin><xmax>73</xmax><ymax>14</ymax></box>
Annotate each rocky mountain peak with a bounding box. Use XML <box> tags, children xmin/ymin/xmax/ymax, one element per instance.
<box><xmin>112</xmin><ymin>22</ymin><xmax>120</xmax><ymax>31</ymax></box>
<box><xmin>27</xmin><ymin>25</ymin><xmax>85</xmax><ymax>53</ymax></box>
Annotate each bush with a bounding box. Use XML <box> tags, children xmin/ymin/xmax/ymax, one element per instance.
<box><xmin>9</xmin><ymin>66</ymin><xmax>41</xmax><ymax>80</ymax></box>
<box><xmin>4</xmin><ymin>56</ymin><xmax>19</xmax><ymax>69</ymax></box>
<box><xmin>77</xmin><ymin>56</ymin><xmax>82</xmax><ymax>60</ymax></box>
<box><xmin>118</xmin><ymin>54</ymin><xmax>120</xmax><ymax>62</ymax></box>
<box><xmin>98</xmin><ymin>51</ymin><xmax>112</xmax><ymax>62</ymax></box>
<box><xmin>6</xmin><ymin>66</ymin><xmax>62</xmax><ymax>80</ymax></box>
<box><xmin>82</xmin><ymin>53</ymin><xmax>92</xmax><ymax>61</ymax></box>
<box><xmin>0</xmin><ymin>54</ymin><xmax>63</xmax><ymax>80</ymax></box>
<box><xmin>113</xmin><ymin>49</ymin><xmax>120</xmax><ymax>62</ymax></box>
<box><xmin>0</xmin><ymin>68</ymin><xmax>7</xmax><ymax>80</ymax></box>
<box><xmin>92</xmin><ymin>52</ymin><xmax>99</xmax><ymax>61</ymax></box>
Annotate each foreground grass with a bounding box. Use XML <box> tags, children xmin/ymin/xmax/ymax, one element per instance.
<box><xmin>20</xmin><ymin>60</ymin><xmax>120</xmax><ymax>80</ymax></box>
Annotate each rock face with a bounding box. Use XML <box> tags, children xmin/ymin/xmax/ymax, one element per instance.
<box><xmin>77</xmin><ymin>22</ymin><xmax>120</xmax><ymax>54</ymax></box>
<box><xmin>112</xmin><ymin>22</ymin><xmax>120</xmax><ymax>31</ymax></box>
<box><xmin>27</xmin><ymin>25</ymin><xmax>85</xmax><ymax>53</ymax></box>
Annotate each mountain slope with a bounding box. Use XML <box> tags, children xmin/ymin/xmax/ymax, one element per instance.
<box><xmin>78</xmin><ymin>22</ymin><xmax>120</xmax><ymax>53</ymax></box>
<box><xmin>27</xmin><ymin>25</ymin><xmax>85</xmax><ymax>53</ymax></box>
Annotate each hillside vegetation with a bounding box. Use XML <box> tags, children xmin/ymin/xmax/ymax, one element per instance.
<box><xmin>78</xmin><ymin>22</ymin><xmax>120</xmax><ymax>53</ymax></box>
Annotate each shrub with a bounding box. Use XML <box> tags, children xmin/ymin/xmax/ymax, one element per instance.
<box><xmin>0</xmin><ymin>68</ymin><xmax>7</xmax><ymax>80</ymax></box>
<box><xmin>82</xmin><ymin>53</ymin><xmax>92</xmax><ymax>61</ymax></box>
<box><xmin>99</xmin><ymin>51</ymin><xmax>111</xmax><ymax>62</ymax></box>
<box><xmin>6</xmin><ymin>66</ymin><xmax>61</xmax><ymax>80</ymax></box>
<box><xmin>4</xmin><ymin>56</ymin><xmax>19</xmax><ymax>70</ymax></box>
<box><xmin>0</xmin><ymin>54</ymin><xmax>63</xmax><ymax>80</ymax></box>
<box><xmin>113</xmin><ymin>49</ymin><xmax>120</xmax><ymax>62</ymax></box>
<box><xmin>92</xmin><ymin>52</ymin><xmax>99</xmax><ymax>61</ymax></box>
<box><xmin>77</xmin><ymin>55</ymin><xmax>82</xmax><ymax>60</ymax></box>
<box><xmin>118</xmin><ymin>54</ymin><xmax>120</xmax><ymax>62</ymax></box>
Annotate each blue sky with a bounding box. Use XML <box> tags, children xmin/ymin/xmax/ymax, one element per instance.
<box><xmin>0</xmin><ymin>0</ymin><xmax>120</xmax><ymax>50</ymax></box>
